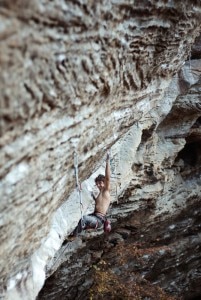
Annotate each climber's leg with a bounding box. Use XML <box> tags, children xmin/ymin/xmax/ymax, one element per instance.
<box><xmin>72</xmin><ymin>214</ymin><xmax>103</xmax><ymax>236</ymax></box>
<box><xmin>82</xmin><ymin>214</ymin><xmax>100</xmax><ymax>229</ymax></box>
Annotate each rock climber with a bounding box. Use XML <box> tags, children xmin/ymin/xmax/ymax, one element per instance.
<box><xmin>72</xmin><ymin>151</ymin><xmax>111</xmax><ymax>236</ymax></box>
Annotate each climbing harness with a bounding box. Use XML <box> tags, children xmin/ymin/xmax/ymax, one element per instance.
<box><xmin>73</xmin><ymin>151</ymin><xmax>84</xmax><ymax>226</ymax></box>
<box><xmin>95</xmin><ymin>213</ymin><xmax>111</xmax><ymax>233</ymax></box>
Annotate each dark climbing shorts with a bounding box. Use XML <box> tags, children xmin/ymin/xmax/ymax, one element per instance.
<box><xmin>74</xmin><ymin>212</ymin><xmax>105</xmax><ymax>235</ymax></box>
<box><xmin>82</xmin><ymin>213</ymin><xmax>105</xmax><ymax>229</ymax></box>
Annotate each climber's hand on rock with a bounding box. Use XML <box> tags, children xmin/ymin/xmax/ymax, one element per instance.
<box><xmin>106</xmin><ymin>151</ymin><xmax>110</xmax><ymax>161</ymax></box>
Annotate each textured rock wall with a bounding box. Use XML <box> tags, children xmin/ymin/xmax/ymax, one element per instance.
<box><xmin>0</xmin><ymin>1</ymin><xmax>201</xmax><ymax>299</ymax></box>
<box><xmin>38</xmin><ymin>198</ymin><xmax>201</xmax><ymax>300</ymax></box>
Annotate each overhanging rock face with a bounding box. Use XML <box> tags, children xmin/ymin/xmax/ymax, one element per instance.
<box><xmin>0</xmin><ymin>1</ymin><xmax>201</xmax><ymax>299</ymax></box>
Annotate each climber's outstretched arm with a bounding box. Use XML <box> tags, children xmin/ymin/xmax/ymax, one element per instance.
<box><xmin>104</xmin><ymin>151</ymin><xmax>110</xmax><ymax>191</ymax></box>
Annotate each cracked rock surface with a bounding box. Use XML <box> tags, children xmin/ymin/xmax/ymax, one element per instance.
<box><xmin>0</xmin><ymin>1</ymin><xmax>201</xmax><ymax>299</ymax></box>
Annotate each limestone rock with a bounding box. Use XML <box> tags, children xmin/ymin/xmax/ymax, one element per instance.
<box><xmin>0</xmin><ymin>1</ymin><xmax>201</xmax><ymax>299</ymax></box>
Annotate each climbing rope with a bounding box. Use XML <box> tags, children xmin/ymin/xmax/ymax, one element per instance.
<box><xmin>109</xmin><ymin>142</ymin><xmax>119</xmax><ymax>204</ymax></box>
<box><xmin>73</xmin><ymin>151</ymin><xmax>83</xmax><ymax>221</ymax></box>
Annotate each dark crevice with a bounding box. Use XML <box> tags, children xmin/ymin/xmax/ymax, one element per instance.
<box><xmin>141</xmin><ymin>122</ymin><xmax>157</xmax><ymax>143</ymax></box>
<box><xmin>177</xmin><ymin>142</ymin><xmax>199</xmax><ymax>167</ymax></box>
<box><xmin>175</xmin><ymin>116</ymin><xmax>201</xmax><ymax>170</ymax></box>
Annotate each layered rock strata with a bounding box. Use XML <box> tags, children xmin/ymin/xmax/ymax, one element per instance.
<box><xmin>0</xmin><ymin>1</ymin><xmax>201</xmax><ymax>299</ymax></box>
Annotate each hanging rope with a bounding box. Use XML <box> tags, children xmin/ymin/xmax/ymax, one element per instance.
<box><xmin>74</xmin><ymin>151</ymin><xmax>83</xmax><ymax>220</ymax></box>
<box><xmin>109</xmin><ymin>143</ymin><xmax>119</xmax><ymax>204</ymax></box>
